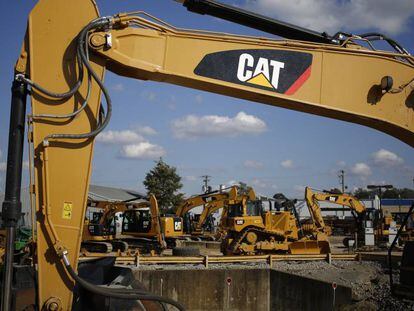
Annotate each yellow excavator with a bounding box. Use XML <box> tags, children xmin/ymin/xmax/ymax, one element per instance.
<box><xmin>303</xmin><ymin>187</ymin><xmax>366</xmax><ymax>239</ymax></box>
<box><xmin>304</xmin><ymin>187</ymin><xmax>407</xmax><ymax>247</ymax></box>
<box><xmin>175</xmin><ymin>186</ymin><xmax>238</xmax><ymax>235</ymax></box>
<box><xmin>1</xmin><ymin>0</ymin><xmax>413</xmax><ymax>309</ymax></box>
<box><xmin>82</xmin><ymin>200</ymin><xmax>130</xmax><ymax>253</ymax></box>
<box><xmin>82</xmin><ymin>194</ymin><xmax>178</xmax><ymax>253</ymax></box>
<box><xmin>121</xmin><ymin>197</ymin><xmax>183</xmax><ymax>250</ymax></box>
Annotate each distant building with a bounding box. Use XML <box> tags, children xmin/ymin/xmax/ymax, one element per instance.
<box><xmin>0</xmin><ymin>184</ymin><xmax>147</xmax><ymax>229</ymax></box>
<box><xmin>381</xmin><ymin>199</ymin><xmax>414</xmax><ymax>219</ymax></box>
<box><xmin>88</xmin><ymin>184</ymin><xmax>146</xmax><ymax>203</ymax></box>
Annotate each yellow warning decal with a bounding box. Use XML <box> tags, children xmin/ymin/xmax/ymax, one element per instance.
<box><xmin>62</xmin><ymin>202</ymin><xmax>73</xmax><ymax>220</ymax></box>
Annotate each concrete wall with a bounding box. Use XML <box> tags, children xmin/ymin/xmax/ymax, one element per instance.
<box><xmin>270</xmin><ymin>270</ymin><xmax>352</xmax><ymax>311</ymax></box>
<box><xmin>134</xmin><ymin>268</ymin><xmax>352</xmax><ymax>311</ymax></box>
<box><xmin>135</xmin><ymin>269</ymin><xmax>269</xmax><ymax>311</ymax></box>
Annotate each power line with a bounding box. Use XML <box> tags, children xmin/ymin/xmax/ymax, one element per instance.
<box><xmin>201</xmin><ymin>175</ymin><xmax>211</xmax><ymax>193</ymax></box>
<box><xmin>338</xmin><ymin>170</ymin><xmax>346</xmax><ymax>217</ymax></box>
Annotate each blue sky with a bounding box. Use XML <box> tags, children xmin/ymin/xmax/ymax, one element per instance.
<box><xmin>0</xmin><ymin>0</ymin><xmax>413</xmax><ymax>198</ymax></box>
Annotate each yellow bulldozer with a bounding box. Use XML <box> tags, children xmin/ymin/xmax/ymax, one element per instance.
<box><xmin>221</xmin><ymin>188</ymin><xmax>331</xmax><ymax>255</ymax></box>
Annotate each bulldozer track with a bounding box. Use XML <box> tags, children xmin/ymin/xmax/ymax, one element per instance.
<box><xmin>224</xmin><ymin>226</ymin><xmax>295</xmax><ymax>255</ymax></box>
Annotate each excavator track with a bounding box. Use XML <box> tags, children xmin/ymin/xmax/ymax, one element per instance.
<box><xmin>81</xmin><ymin>241</ymin><xmax>113</xmax><ymax>253</ymax></box>
<box><xmin>111</xmin><ymin>240</ymin><xmax>129</xmax><ymax>252</ymax></box>
<box><xmin>121</xmin><ymin>238</ymin><xmax>164</xmax><ymax>255</ymax></box>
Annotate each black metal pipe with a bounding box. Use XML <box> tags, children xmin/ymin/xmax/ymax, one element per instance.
<box><xmin>388</xmin><ymin>203</ymin><xmax>414</xmax><ymax>295</ymax></box>
<box><xmin>1</xmin><ymin>78</ymin><xmax>28</xmax><ymax>311</ymax></box>
<box><xmin>181</xmin><ymin>0</ymin><xmax>334</xmax><ymax>44</ymax></box>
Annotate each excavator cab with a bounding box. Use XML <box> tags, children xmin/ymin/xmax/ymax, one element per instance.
<box><xmin>122</xmin><ymin>209</ymin><xmax>152</xmax><ymax>234</ymax></box>
<box><xmin>87</xmin><ymin>212</ymin><xmax>116</xmax><ymax>237</ymax></box>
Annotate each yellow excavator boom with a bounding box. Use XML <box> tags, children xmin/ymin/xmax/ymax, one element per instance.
<box><xmin>1</xmin><ymin>0</ymin><xmax>413</xmax><ymax>309</ymax></box>
<box><xmin>305</xmin><ymin>187</ymin><xmax>366</xmax><ymax>233</ymax></box>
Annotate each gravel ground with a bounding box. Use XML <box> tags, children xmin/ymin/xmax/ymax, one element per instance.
<box><xmin>136</xmin><ymin>262</ymin><xmax>270</xmax><ymax>271</ymax></box>
<box><xmin>273</xmin><ymin>260</ymin><xmax>414</xmax><ymax>311</ymax></box>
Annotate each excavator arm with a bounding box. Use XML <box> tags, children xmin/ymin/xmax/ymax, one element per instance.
<box><xmin>305</xmin><ymin>187</ymin><xmax>366</xmax><ymax>233</ymax></box>
<box><xmin>194</xmin><ymin>186</ymin><xmax>256</xmax><ymax>232</ymax></box>
<box><xmin>176</xmin><ymin>186</ymin><xmax>238</xmax><ymax>217</ymax></box>
<box><xmin>2</xmin><ymin>0</ymin><xmax>413</xmax><ymax>310</ymax></box>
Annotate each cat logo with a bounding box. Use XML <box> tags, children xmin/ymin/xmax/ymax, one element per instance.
<box><xmin>174</xmin><ymin>220</ymin><xmax>182</xmax><ymax>231</ymax></box>
<box><xmin>237</xmin><ymin>53</ymin><xmax>285</xmax><ymax>90</ymax></box>
<box><xmin>329</xmin><ymin>196</ymin><xmax>338</xmax><ymax>202</ymax></box>
<box><xmin>194</xmin><ymin>49</ymin><xmax>313</xmax><ymax>95</ymax></box>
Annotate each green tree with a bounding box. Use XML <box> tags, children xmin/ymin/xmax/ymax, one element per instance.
<box><xmin>382</xmin><ymin>188</ymin><xmax>399</xmax><ymax>199</ymax></box>
<box><xmin>353</xmin><ymin>188</ymin><xmax>373</xmax><ymax>199</ymax></box>
<box><xmin>143</xmin><ymin>158</ymin><xmax>184</xmax><ymax>214</ymax></box>
<box><xmin>398</xmin><ymin>188</ymin><xmax>414</xmax><ymax>199</ymax></box>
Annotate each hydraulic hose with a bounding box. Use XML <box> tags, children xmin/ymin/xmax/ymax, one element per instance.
<box><xmin>62</xmin><ymin>253</ymin><xmax>185</xmax><ymax>310</ymax></box>
<box><xmin>45</xmin><ymin>17</ymin><xmax>113</xmax><ymax>141</ymax></box>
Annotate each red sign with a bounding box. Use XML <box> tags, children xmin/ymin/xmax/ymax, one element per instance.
<box><xmin>226</xmin><ymin>277</ymin><xmax>232</xmax><ymax>286</ymax></box>
<box><xmin>332</xmin><ymin>282</ymin><xmax>337</xmax><ymax>290</ymax></box>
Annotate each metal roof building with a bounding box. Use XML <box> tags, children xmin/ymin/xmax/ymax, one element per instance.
<box><xmin>0</xmin><ymin>184</ymin><xmax>147</xmax><ymax>229</ymax></box>
<box><xmin>88</xmin><ymin>184</ymin><xmax>146</xmax><ymax>203</ymax></box>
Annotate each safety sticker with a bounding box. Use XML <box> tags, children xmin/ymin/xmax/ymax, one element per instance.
<box><xmin>62</xmin><ymin>202</ymin><xmax>73</xmax><ymax>220</ymax></box>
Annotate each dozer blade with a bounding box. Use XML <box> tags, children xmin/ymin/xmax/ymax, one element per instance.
<box><xmin>288</xmin><ymin>240</ymin><xmax>331</xmax><ymax>255</ymax></box>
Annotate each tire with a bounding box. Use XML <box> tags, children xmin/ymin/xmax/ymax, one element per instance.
<box><xmin>172</xmin><ymin>247</ymin><xmax>200</xmax><ymax>256</ymax></box>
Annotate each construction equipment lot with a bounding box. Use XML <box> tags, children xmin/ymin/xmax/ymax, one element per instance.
<box><xmin>72</xmin><ymin>234</ymin><xmax>413</xmax><ymax>310</ymax></box>
<box><xmin>76</xmin><ymin>250</ymin><xmax>411</xmax><ymax>311</ymax></box>
<box><xmin>1</xmin><ymin>0</ymin><xmax>414</xmax><ymax>310</ymax></box>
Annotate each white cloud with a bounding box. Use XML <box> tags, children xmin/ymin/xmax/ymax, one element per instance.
<box><xmin>252</xmin><ymin>178</ymin><xmax>267</xmax><ymax>189</ymax></box>
<box><xmin>351</xmin><ymin>162</ymin><xmax>372</xmax><ymax>177</ymax></box>
<box><xmin>141</xmin><ymin>91</ymin><xmax>156</xmax><ymax>102</ymax></box>
<box><xmin>96</xmin><ymin>130</ymin><xmax>145</xmax><ymax>145</ymax></box>
<box><xmin>195</xmin><ymin>95</ymin><xmax>203</xmax><ymax>104</ymax></box>
<box><xmin>293</xmin><ymin>185</ymin><xmax>306</xmax><ymax>195</ymax></box>
<box><xmin>281</xmin><ymin>159</ymin><xmax>294</xmax><ymax>169</ymax></box>
<box><xmin>252</xmin><ymin>178</ymin><xmax>277</xmax><ymax>190</ymax></box>
<box><xmin>245</xmin><ymin>0</ymin><xmax>414</xmax><ymax>35</ymax></box>
<box><xmin>171</xmin><ymin>111</ymin><xmax>267</xmax><ymax>139</ymax></box>
<box><xmin>226</xmin><ymin>180</ymin><xmax>240</xmax><ymax>187</ymax></box>
<box><xmin>337</xmin><ymin>161</ymin><xmax>346</xmax><ymax>168</ymax></box>
<box><xmin>372</xmin><ymin>149</ymin><xmax>404</xmax><ymax>167</ymax></box>
<box><xmin>120</xmin><ymin>142</ymin><xmax>166</xmax><ymax>160</ymax></box>
<box><xmin>244</xmin><ymin>160</ymin><xmax>264</xmax><ymax>169</ymax></box>
<box><xmin>184</xmin><ymin>175</ymin><xmax>198</xmax><ymax>182</ymax></box>
<box><xmin>136</xmin><ymin>126</ymin><xmax>157</xmax><ymax>136</ymax></box>
<box><xmin>111</xmin><ymin>83</ymin><xmax>125</xmax><ymax>92</ymax></box>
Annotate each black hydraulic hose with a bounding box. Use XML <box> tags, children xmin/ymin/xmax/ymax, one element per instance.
<box><xmin>45</xmin><ymin>17</ymin><xmax>113</xmax><ymax>141</ymax></box>
<box><xmin>1</xmin><ymin>78</ymin><xmax>28</xmax><ymax>311</ymax></box>
<box><xmin>358</xmin><ymin>32</ymin><xmax>410</xmax><ymax>55</ymax></box>
<box><xmin>62</xmin><ymin>254</ymin><xmax>186</xmax><ymax>310</ymax></box>
<box><xmin>16</xmin><ymin>49</ymin><xmax>84</xmax><ymax>99</ymax></box>
<box><xmin>180</xmin><ymin>0</ymin><xmax>334</xmax><ymax>44</ymax></box>
<box><xmin>388</xmin><ymin>203</ymin><xmax>414</xmax><ymax>295</ymax></box>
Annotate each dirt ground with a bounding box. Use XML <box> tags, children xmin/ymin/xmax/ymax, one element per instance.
<box><xmin>273</xmin><ymin>260</ymin><xmax>413</xmax><ymax>311</ymax></box>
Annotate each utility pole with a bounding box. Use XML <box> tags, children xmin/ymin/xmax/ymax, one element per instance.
<box><xmin>201</xmin><ymin>175</ymin><xmax>211</xmax><ymax>193</ymax></box>
<box><xmin>338</xmin><ymin>170</ymin><xmax>346</xmax><ymax>217</ymax></box>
